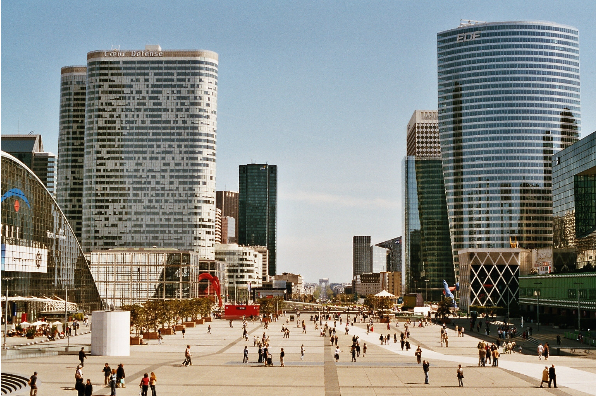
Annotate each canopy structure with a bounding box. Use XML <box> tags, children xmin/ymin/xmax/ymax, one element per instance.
<box><xmin>374</xmin><ymin>290</ymin><xmax>396</xmax><ymax>298</ymax></box>
<box><xmin>1</xmin><ymin>295</ymin><xmax>78</xmax><ymax>312</ymax></box>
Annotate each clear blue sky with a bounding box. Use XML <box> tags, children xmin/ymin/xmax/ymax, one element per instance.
<box><xmin>2</xmin><ymin>0</ymin><xmax>596</xmax><ymax>283</ymax></box>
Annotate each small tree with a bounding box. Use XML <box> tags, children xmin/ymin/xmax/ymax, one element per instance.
<box><xmin>436</xmin><ymin>297</ymin><xmax>453</xmax><ymax>320</ymax></box>
<box><xmin>257</xmin><ymin>296</ymin><xmax>283</xmax><ymax>316</ymax></box>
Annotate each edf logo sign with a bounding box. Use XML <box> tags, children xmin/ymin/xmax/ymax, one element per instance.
<box><xmin>456</xmin><ymin>31</ymin><xmax>481</xmax><ymax>42</ymax></box>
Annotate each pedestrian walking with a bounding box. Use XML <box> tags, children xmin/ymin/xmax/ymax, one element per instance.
<box><xmin>79</xmin><ymin>347</ymin><xmax>87</xmax><ymax>367</ymax></box>
<box><xmin>75</xmin><ymin>377</ymin><xmax>85</xmax><ymax>396</ymax></box>
<box><xmin>540</xmin><ymin>366</ymin><xmax>549</xmax><ymax>387</ymax></box>
<box><xmin>258</xmin><ymin>345</ymin><xmax>263</xmax><ymax>363</ymax></box>
<box><xmin>109</xmin><ymin>369</ymin><xmax>117</xmax><ymax>396</ymax></box>
<box><xmin>243</xmin><ymin>346</ymin><xmax>249</xmax><ymax>363</ymax></box>
<box><xmin>208</xmin><ymin>325</ymin><xmax>211</xmax><ymax>334</ymax></box>
<box><xmin>457</xmin><ymin>365</ymin><xmax>464</xmax><ymax>387</ymax></box>
<box><xmin>548</xmin><ymin>364</ymin><xmax>557</xmax><ymax>388</ymax></box>
<box><xmin>415</xmin><ymin>346</ymin><xmax>422</xmax><ymax>364</ymax></box>
<box><xmin>116</xmin><ymin>364</ymin><xmax>126</xmax><ymax>388</ymax></box>
<box><xmin>280</xmin><ymin>348</ymin><xmax>285</xmax><ymax>367</ymax></box>
<box><xmin>334</xmin><ymin>346</ymin><xmax>341</xmax><ymax>362</ymax></box>
<box><xmin>139</xmin><ymin>373</ymin><xmax>150</xmax><ymax>396</ymax></box>
<box><xmin>75</xmin><ymin>365</ymin><xmax>83</xmax><ymax>388</ymax></box>
<box><xmin>149</xmin><ymin>372</ymin><xmax>157</xmax><ymax>396</ymax></box>
<box><xmin>301</xmin><ymin>344</ymin><xmax>305</xmax><ymax>360</ymax></box>
<box><xmin>182</xmin><ymin>327</ymin><xmax>186</xmax><ymax>338</ymax></box>
<box><xmin>537</xmin><ymin>343</ymin><xmax>544</xmax><ymax>360</ymax></box>
<box><xmin>543</xmin><ymin>343</ymin><xmax>549</xmax><ymax>360</ymax></box>
<box><xmin>380</xmin><ymin>334</ymin><xmax>384</xmax><ymax>345</ymax></box>
<box><xmin>363</xmin><ymin>342</ymin><xmax>367</xmax><ymax>357</ymax></box>
<box><xmin>84</xmin><ymin>379</ymin><xmax>93</xmax><ymax>396</ymax></box>
<box><xmin>351</xmin><ymin>345</ymin><xmax>356</xmax><ymax>362</ymax></box>
<box><xmin>103</xmin><ymin>363</ymin><xmax>112</xmax><ymax>385</ymax></box>
<box><xmin>183</xmin><ymin>345</ymin><xmax>192</xmax><ymax>366</ymax></box>
<box><xmin>28</xmin><ymin>372</ymin><xmax>38</xmax><ymax>396</ymax></box>
<box><xmin>422</xmin><ymin>360</ymin><xmax>430</xmax><ymax>384</ymax></box>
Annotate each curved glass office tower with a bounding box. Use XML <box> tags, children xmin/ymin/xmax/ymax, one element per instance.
<box><xmin>437</xmin><ymin>21</ymin><xmax>581</xmax><ymax>273</ymax></box>
<box><xmin>81</xmin><ymin>47</ymin><xmax>218</xmax><ymax>259</ymax></box>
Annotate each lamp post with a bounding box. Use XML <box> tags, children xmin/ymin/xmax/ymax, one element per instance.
<box><xmin>424</xmin><ymin>279</ymin><xmax>429</xmax><ymax>303</ymax></box>
<box><xmin>574</xmin><ymin>282</ymin><xmax>583</xmax><ymax>332</ymax></box>
<box><xmin>3</xmin><ymin>277</ymin><xmax>13</xmax><ymax>350</ymax></box>
<box><xmin>65</xmin><ymin>285</ymin><xmax>70</xmax><ymax>348</ymax></box>
<box><xmin>533</xmin><ymin>281</ymin><xmax>542</xmax><ymax>331</ymax></box>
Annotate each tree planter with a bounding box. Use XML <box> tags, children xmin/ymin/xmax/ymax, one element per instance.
<box><xmin>174</xmin><ymin>325</ymin><xmax>185</xmax><ymax>331</ymax></box>
<box><xmin>142</xmin><ymin>332</ymin><xmax>159</xmax><ymax>340</ymax></box>
<box><xmin>130</xmin><ymin>336</ymin><xmax>143</xmax><ymax>345</ymax></box>
<box><xmin>184</xmin><ymin>322</ymin><xmax>195</xmax><ymax>328</ymax></box>
<box><xmin>196</xmin><ymin>319</ymin><xmax>205</xmax><ymax>325</ymax></box>
<box><xmin>159</xmin><ymin>328</ymin><xmax>173</xmax><ymax>335</ymax></box>
<box><xmin>203</xmin><ymin>317</ymin><xmax>212</xmax><ymax>322</ymax></box>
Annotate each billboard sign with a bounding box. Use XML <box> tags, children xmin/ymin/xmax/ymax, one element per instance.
<box><xmin>1</xmin><ymin>243</ymin><xmax>48</xmax><ymax>273</ymax></box>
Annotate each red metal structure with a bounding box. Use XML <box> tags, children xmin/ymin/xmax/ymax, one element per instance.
<box><xmin>198</xmin><ymin>273</ymin><xmax>222</xmax><ymax>307</ymax></box>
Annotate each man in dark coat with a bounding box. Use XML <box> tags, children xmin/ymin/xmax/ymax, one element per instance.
<box><xmin>79</xmin><ymin>347</ymin><xmax>87</xmax><ymax>367</ymax></box>
<box><xmin>548</xmin><ymin>364</ymin><xmax>557</xmax><ymax>388</ymax></box>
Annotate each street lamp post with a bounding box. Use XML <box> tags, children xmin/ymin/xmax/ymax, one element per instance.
<box><xmin>3</xmin><ymin>277</ymin><xmax>13</xmax><ymax>350</ymax></box>
<box><xmin>65</xmin><ymin>285</ymin><xmax>70</xmax><ymax>348</ymax></box>
<box><xmin>424</xmin><ymin>279</ymin><xmax>429</xmax><ymax>303</ymax></box>
<box><xmin>533</xmin><ymin>281</ymin><xmax>542</xmax><ymax>331</ymax></box>
<box><xmin>574</xmin><ymin>282</ymin><xmax>583</xmax><ymax>332</ymax></box>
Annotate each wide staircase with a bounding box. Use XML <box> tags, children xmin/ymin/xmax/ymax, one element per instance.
<box><xmin>1</xmin><ymin>373</ymin><xmax>29</xmax><ymax>396</ymax></box>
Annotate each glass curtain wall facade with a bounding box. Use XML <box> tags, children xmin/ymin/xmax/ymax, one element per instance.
<box><xmin>352</xmin><ymin>236</ymin><xmax>372</xmax><ymax>276</ymax></box>
<box><xmin>553</xmin><ymin>132</ymin><xmax>596</xmax><ymax>270</ymax></box>
<box><xmin>81</xmin><ymin>47</ymin><xmax>218</xmax><ymax>259</ymax></box>
<box><xmin>376</xmin><ymin>237</ymin><xmax>402</xmax><ymax>273</ymax></box>
<box><xmin>404</xmin><ymin>157</ymin><xmax>454</xmax><ymax>300</ymax></box>
<box><xmin>1</xmin><ymin>152</ymin><xmax>102</xmax><ymax>313</ymax></box>
<box><xmin>238</xmin><ymin>164</ymin><xmax>277</xmax><ymax>276</ymax></box>
<box><xmin>88</xmin><ymin>249</ymin><xmax>221</xmax><ymax>308</ymax></box>
<box><xmin>57</xmin><ymin>66</ymin><xmax>87</xmax><ymax>242</ymax></box>
<box><xmin>438</xmin><ymin>21</ymin><xmax>581</xmax><ymax>275</ymax></box>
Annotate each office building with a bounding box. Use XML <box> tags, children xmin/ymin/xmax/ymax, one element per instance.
<box><xmin>1</xmin><ymin>135</ymin><xmax>57</xmax><ymax>196</ymax></box>
<box><xmin>57</xmin><ymin>66</ymin><xmax>87</xmax><ymax>242</ymax></box>
<box><xmin>353</xmin><ymin>236</ymin><xmax>372</xmax><ymax>276</ymax></box>
<box><xmin>215</xmin><ymin>244</ymin><xmax>263</xmax><ymax>304</ymax></box>
<box><xmin>375</xmin><ymin>237</ymin><xmax>402</xmax><ymax>273</ymax></box>
<box><xmin>372</xmin><ymin>245</ymin><xmax>389</xmax><ymax>273</ymax></box>
<box><xmin>76</xmin><ymin>46</ymin><xmax>218</xmax><ymax>258</ymax></box>
<box><xmin>88</xmin><ymin>248</ymin><xmax>224</xmax><ymax>308</ymax></box>
<box><xmin>438</xmin><ymin>21</ymin><xmax>581</xmax><ymax>276</ymax></box>
<box><xmin>1</xmin><ymin>152</ymin><xmax>102</xmax><ymax>318</ymax></box>
<box><xmin>272</xmin><ymin>273</ymin><xmax>304</xmax><ymax>296</ymax></box>
<box><xmin>552</xmin><ymin>132</ymin><xmax>596</xmax><ymax>270</ymax></box>
<box><xmin>404</xmin><ymin>110</ymin><xmax>453</xmax><ymax>301</ymax></box>
<box><xmin>238</xmin><ymin>164</ymin><xmax>277</xmax><ymax>276</ymax></box>
<box><xmin>216</xmin><ymin>191</ymin><xmax>239</xmax><ymax>243</ymax></box>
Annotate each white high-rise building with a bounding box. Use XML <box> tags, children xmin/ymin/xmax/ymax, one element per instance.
<box><xmin>79</xmin><ymin>46</ymin><xmax>218</xmax><ymax>258</ymax></box>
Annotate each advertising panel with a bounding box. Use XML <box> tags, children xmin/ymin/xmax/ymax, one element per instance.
<box><xmin>1</xmin><ymin>243</ymin><xmax>48</xmax><ymax>273</ymax></box>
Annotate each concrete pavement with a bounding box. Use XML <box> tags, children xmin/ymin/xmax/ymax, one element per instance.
<box><xmin>1</xmin><ymin>315</ymin><xmax>595</xmax><ymax>396</ymax></box>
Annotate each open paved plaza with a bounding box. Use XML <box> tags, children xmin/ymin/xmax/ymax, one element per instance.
<box><xmin>1</xmin><ymin>315</ymin><xmax>595</xmax><ymax>396</ymax></box>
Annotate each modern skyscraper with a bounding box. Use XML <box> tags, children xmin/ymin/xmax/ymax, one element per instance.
<box><xmin>238</xmin><ymin>164</ymin><xmax>277</xmax><ymax>276</ymax></box>
<box><xmin>352</xmin><ymin>236</ymin><xmax>372</xmax><ymax>276</ymax></box>
<box><xmin>552</xmin><ymin>132</ymin><xmax>596</xmax><ymax>270</ymax></box>
<box><xmin>438</xmin><ymin>21</ymin><xmax>581</xmax><ymax>276</ymax></box>
<box><xmin>77</xmin><ymin>45</ymin><xmax>218</xmax><ymax>258</ymax></box>
<box><xmin>1</xmin><ymin>134</ymin><xmax>57</xmax><ymax>196</ymax></box>
<box><xmin>57</xmin><ymin>66</ymin><xmax>87</xmax><ymax>242</ymax></box>
<box><xmin>375</xmin><ymin>237</ymin><xmax>402</xmax><ymax>273</ymax></box>
<box><xmin>216</xmin><ymin>191</ymin><xmax>239</xmax><ymax>243</ymax></box>
<box><xmin>404</xmin><ymin>110</ymin><xmax>453</xmax><ymax>299</ymax></box>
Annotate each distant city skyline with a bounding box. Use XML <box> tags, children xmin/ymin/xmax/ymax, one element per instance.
<box><xmin>1</xmin><ymin>1</ymin><xmax>595</xmax><ymax>283</ymax></box>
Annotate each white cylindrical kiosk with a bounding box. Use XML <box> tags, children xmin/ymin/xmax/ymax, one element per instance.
<box><xmin>91</xmin><ymin>310</ymin><xmax>130</xmax><ymax>356</ymax></box>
